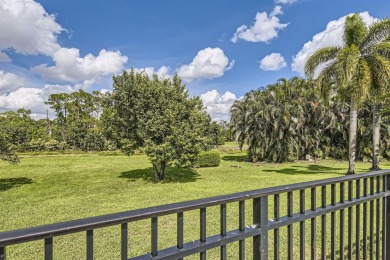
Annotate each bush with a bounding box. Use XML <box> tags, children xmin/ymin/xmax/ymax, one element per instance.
<box><xmin>194</xmin><ymin>151</ymin><xmax>221</xmax><ymax>167</ymax></box>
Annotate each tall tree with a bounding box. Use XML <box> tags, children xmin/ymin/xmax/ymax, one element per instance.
<box><xmin>105</xmin><ymin>70</ymin><xmax>212</xmax><ymax>181</ymax></box>
<box><xmin>305</xmin><ymin>14</ymin><xmax>390</xmax><ymax>174</ymax></box>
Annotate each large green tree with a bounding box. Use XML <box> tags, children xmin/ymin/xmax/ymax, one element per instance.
<box><xmin>105</xmin><ymin>70</ymin><xmax>212</xmax><ymax>181</ymax></box>
<box><xmin>305</xmin><ymin>14</ymin><xmax>390</xmax><ymax>174</ymax></box>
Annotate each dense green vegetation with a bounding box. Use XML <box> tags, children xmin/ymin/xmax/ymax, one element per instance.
<box><xmin>305</xmin><ymin>14</ymin><xmax>390</xmax><ymax>173</ymax></box>
<box><xmin>104</xmin><ymin>71</ymin><xmax>216</xmax><ymax>180</ymax></box>
<box><xmin>230</xmin><ymin>14</ymin><xmax>390</xmax><ymax>174</ymax></box>
<box><xmin>1</xmin><ymin>149</ymin><xmax>389</xmax><ymax>259</ymax></box>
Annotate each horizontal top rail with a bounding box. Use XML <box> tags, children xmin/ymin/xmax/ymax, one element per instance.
<box><xmin>1</xmin><ymin>169</ymin><xmax>389</xmax><ymax>246</ymax></box>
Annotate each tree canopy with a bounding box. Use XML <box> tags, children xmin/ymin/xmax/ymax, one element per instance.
<box><xmin>104</xmin><ymin>70</ymin><xmax>213</xmax><ymax>180</ymax></box>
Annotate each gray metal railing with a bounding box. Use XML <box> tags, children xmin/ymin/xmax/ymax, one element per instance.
<box><xmin>1</xmin><ymin>169</ymin><xmax>390</xmax><ymax>259</ymax></box>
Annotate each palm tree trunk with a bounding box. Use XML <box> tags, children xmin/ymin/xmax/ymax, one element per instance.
<box><xmin>347</xmin><ymin>108</ymin><xmax>358</xmax><ymax>175</ymax></box>
<box><xmin>371</xmin><ymin>103</ymin><xmax>381</xmax><ymax>170</ymax></box>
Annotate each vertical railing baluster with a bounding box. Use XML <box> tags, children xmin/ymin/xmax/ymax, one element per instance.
<box><xmin>311</xmin><ymin>187</ymin><xmax>316</xmax><ymax>260</ymax></box>
<box><xmin>0</xmin><ymin>246</ymin><xmax>5</xmax><ymax>260</ymax></box>
<box><xmin>363</xmin><ymin>178</ymin><xmax>368</xmax><ymax>260</ymax></box>
<box><xmin>253</xmin><ymin>198</ymin><xmax>261</xmax><ymax>259</ymax></box>
<box><xmin>370</xmin><ymin>177</ymin><xmax>375</xmax><ymax>259</ymax></box>
<box><xmin>86</xmin><ymin>229</ymin><xmax>93</xmax><ymax>260</ymax></box>
<box><xmin>177</xmin><ymin>212</ymin><xmax>184</xmax><ymax>260</ymax></box>
<box><xmin>382</xmin><ymin>175</ymin><xmax>387</xmax><ymax>260</ymax></box>
<box><xmin>376</xmin><ymin>176</ymin><xmax>381</xmax><ymax>260</ymax></box>
<box><xmin>321</xmin><ymin>186</ymin><xmax>326</xmax><ymax>260</ymax></box>
<box><xmin>151</xmin><ymin>217</ymin><xmax>158</xmax><ymax>257</ymax></box>
<box><xmin>331</xmin><ymin>184</ymin><xmax>336</xmax><ymax>260</ymax></box>
<box><xmin>356</xmin><ymin>179</ymin><xmax>361</xmax><ymax>260</ymax></box>
<box><xmin>121</xmin><ymin>223</ymin><xmax>128</xmax><ymax>260</ymax></box>
<box><xmin>200</xmin><ymin>207</ymin><xmax>206</xmax><ymax>260</ymax></box>
<box><xmin>300</xmin><ymin>189</ymin><xmax>305</xmax><ymax>260</ymax></box>
<box><xmin>239</xmin><ymin>200</ymin><xmax>245</xmax><ymax>260</ymax></box>
<box><xmin>274</xmin><ymin>194</ymin><xmax>280</xmax><ymax>260</ymax></box>
<box><xmin>340</xmin><ymin>182</ymin><xmax>345</xmax><ymax>260</ymax></box>
<box><xmin>45</xmin><ymin>237</ymin><xmax>53</xmax><ymax>260</ymax></box>
<box><xmin>260</xmin><ymin>196</ymin><xmax>268</xmax><ymax>260</ymax></box>
<box><xmin>287</xmin><ymin>192</ymin><xmax>293</xmax><ymax>260</ymax></box>
<box><xmin>220</xmin><ymin>204</ymin><xmax>227</xmax><ymax>260</ymax></box>
<box><xmin>347</xmin><ymin>181</ymin><xmax>353</xmax><ymax>260</ymax></box>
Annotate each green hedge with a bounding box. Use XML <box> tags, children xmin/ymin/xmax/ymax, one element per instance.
<box><xmin>195</xmin><ymin>151</ymin><xmax>221</xmax><ymax>167</ymax></box>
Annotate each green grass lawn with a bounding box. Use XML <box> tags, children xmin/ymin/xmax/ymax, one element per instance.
<box><xmin>1</xmin><ymin>147</ymin><xmax>389</xmax><ymax>259</ymax></box>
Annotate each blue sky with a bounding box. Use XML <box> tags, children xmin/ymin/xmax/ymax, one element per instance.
<box><xmin>0</xmin><ymin>0</ymin><xmax>389</xmax><ymax>120</ymax></box>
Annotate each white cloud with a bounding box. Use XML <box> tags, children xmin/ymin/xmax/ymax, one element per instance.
<box><xmin>200</xmin><ymin>90</ymin><xmax>238</xmax><ymax>121</ymax></box>
<box><xmin>0</xmin><ymin>0</ymin><xmax>63</xmax><ymax>56</ymax></box>
<box><xmin>177</xmin><ymin>47</ymin><xmax>234</xmax><ymax>82</ymax></box>
<box><xmin>0</xmin><ymin>84</ymin><xmax>77</xmax><ymax>118</ymax></box>
<box><xmin>133</xmin><ymin>66</ymin><xmax>171</xmax><ymax>79</ymax></box>
<box><xmin>32</xmin><ymin>47</ymin><xmax>128</xmax><ymax>82</ymax></box>
<box><xmin>0</xmin><ymin>70</ymin><xmax>27</xmax><ymax>94</ymax></box>
<box><xmin>292</xmin><ymin>12</ymin><xmax>377</xmax><ymax>75</ymax></box>
<box><xmin>275</xmin><ymin>0</ymin><xmax>297</xmax><ymax>4</ymax></box>
<box><xmin>260</xmin><ymin>53</ymin><xmax>287</xmax><ymax>71</ymax></box>
<box><xmin>270</xmin><ymin>6</ymin><xmax>283</xmax><ymax>16</ymax></box>
<box><xmin>0</xmin><ymin>52</ymin><xmax>11</xmax><ymax>62</ymax></box>
<box><xmin>231</xmin><ymin>7</ymin><xmax>289</xmax><ymax>43</ymax></box>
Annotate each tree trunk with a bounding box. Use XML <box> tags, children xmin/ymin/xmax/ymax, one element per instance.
<box><xmin>371</xmin><ymin>103</ymin><xmax>381</xmax><ymax>170</ymax></box>
<box><xmin>347</xmin><ymin>108</ymin><xmax>358</xmax><ymax>175</ymax></box>
<box><xmin>153</xmin><ymin>162</ymin><xmax>166</xmax><ymax>181</ymax></box>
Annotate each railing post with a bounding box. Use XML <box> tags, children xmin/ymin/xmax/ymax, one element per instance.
<box><xmin>260</xmin><ymin>196</ymin><xmax>268</xmax><ymax>260</ymax></box>
<box><xmin>253</xmin><ymin>197</ymin><xmax>268</xmax><ymax>260</ymax></box>
<box><xmin>0</xmin><ymin>246</ymin><xmax>5</xmax><ymax>260</ymax></box>
<box><xmin>386</xmin><ymin>174</ymin><xmax>390</xmax><ymax>260</ymax></box>
<box><xmin>253</xmin><ymin>198</ymin><xmax>261</xmax><ymax>259</ymax></box>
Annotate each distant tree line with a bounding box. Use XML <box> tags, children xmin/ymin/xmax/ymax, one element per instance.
<box><xmin>0</xmin><ymin>73</ymin><xmax>230</xmax><ymax>178</ymax></box>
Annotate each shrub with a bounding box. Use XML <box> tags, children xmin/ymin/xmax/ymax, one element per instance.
<box><xmin>195</xmin><ymin>151</ymin><xmax>221</xmax><ymax>167</ymax></box>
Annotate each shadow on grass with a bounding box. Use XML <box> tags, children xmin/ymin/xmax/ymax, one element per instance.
<box><xmin>263</xmin><ymin>164</ymin><xmax>344</xmax><ymax>175</ymax></box>
<box><xmin>222</xmin><ymin>154</ymin><xmax>249</xmax><ymax>162</ymax></box>
<box><xmin>119</xmin><ymin>167</ymin><xmax>200</xmax><ymax>183</ymax></box>
<box><xmin>0</xmin><ymin>177</ymin><xmax>34</xmax><ymax>192</ymax></box>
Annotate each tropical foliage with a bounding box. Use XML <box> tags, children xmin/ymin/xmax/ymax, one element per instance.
<box><xmin>305</xmin><ymin>14</ymin><xmax>390</xmax><ymax>173</ymax></box>
<box><xmin>230</xmin><ymin>77</ymin><xmax>390</xmax><ymax>164</ymax></box>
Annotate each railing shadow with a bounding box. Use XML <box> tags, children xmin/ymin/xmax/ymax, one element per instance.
<box><xmin>119</xmin><ymin>167</ymin><xmax>200</xmax><ymax>183</ymax></box>
<box><xmin>263</xmin><ymin>165</ymin><xmax>344</xmax><ymax>175</ymax></box>
<box><xmin>0</xmin><ymin>177</ymin><xmax>34</xmax><ymax>192</ymax></box>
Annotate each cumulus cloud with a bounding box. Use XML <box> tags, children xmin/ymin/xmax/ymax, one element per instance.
<box><xmin>275</xmin><ymin>0</ymin><xmax>297</xmax><ymax>4</ymax></box>
<box><xmin>200</xmin><ymin>90</ymin><xmax>238</xmax><ymax>121</ymax></box>
<box><xmin>231</xmin><ymin>7</ymin><xmax>289</xmax><ymax>43</ymax></box>
<box><xmin>0</xmin><ymin>84</ymin><xmax>77</xmax><ymax>118</ymax></box>
<box><xmin>177</xmin><ymin>47</ymin><xmax>234</xmax><ymax>82</ymax></box>
<box><xmin>32</xmin><ymin>47</ymin><xmax>128</xmax><ymax>82</ymax></box>
<box><xmin>270</xmin><ymin>6</ymin><xmax>284</xmax><ymax>16</ymax></box>
<box><xmin>133</xmin><ymin>66</ymin><xmax>171</xmax><ymax>79</ymax></box>
<box><xmin>0</xmin><ymin>70</ymin><xmax>27</xmax><ymax>94</ymax></box>
<box><xmin>260</xmin><ymin>53</ymin><xmax>287</xmax><ymax>71</ymax></box>
<box><xmin>0</xmin><ymin>0</ymin><xmax>63</xmax><ymax>56</ymax></box>
<box><xmin>292</xmin><ymin>12</ymin><xmax>377</xmax><ymax>75</ymax></box>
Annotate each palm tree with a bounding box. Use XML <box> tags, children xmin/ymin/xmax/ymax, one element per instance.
<box><xmin>305</xmin><ymin>14</ymin><xmax>390</xmax><ymax>174</ymax></box>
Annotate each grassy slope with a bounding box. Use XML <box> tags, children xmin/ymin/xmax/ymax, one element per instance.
<box><xmin>1</xmin><ymin>147</ymin><xmax>389</xmax><ymax>259</ymax></box>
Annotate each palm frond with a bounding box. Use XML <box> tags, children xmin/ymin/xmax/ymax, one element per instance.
<box><xmin>365</xmin><ymin>41</ymin><xmax>390</xmax><ymax>59</ymax></box>
<box><xmin>365</xmin><ymin>54</ymin><xmax>390</xmax><ymax>100</ymax></box>
<box><xmin>350</xmin><ymin>58</ymin><xmax>371</xmax><ymax>107</ymax></box>
<box><xmin>344</xmin><ymin>13</ymin><xmax>368</xmax><ymax>47</ymax></box>
<box><xmin>361</xmin><ymin>19</ymin><xmax>390</xmax><ymax>51</ymax></box>
<box><xmin>304</xmin><ymin>47</ymin><xmax>340</xmax><ymax>79</ymax></box>
<box><xmin>333</xmin><ymin>44</ymin><xmax>360</xmax><ymax>87</ymax></box>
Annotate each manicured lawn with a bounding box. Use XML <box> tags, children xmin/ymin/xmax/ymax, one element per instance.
<box><xmin>1</xmin><ymin>148</ymin><xmax>389</xmax><ymax>259</ymax></box>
